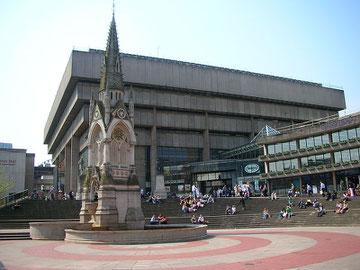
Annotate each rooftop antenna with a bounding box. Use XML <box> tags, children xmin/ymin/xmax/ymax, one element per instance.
<box><xmin>112</xmin><ymin>0</ymin><xmax>115</xmax><ymax>17</ymax></box>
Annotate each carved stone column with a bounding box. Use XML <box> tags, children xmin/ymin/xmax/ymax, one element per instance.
<box><xmin>103</xmin><ymin>138</ymin><xmax>111</xmax><ymax>164</ymax></box>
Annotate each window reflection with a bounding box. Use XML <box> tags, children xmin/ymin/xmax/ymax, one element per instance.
<box><xmin>301</xmin><ymin>157</ymin><xmax>308</xmax><ymax>168</ymax></box>
<box><xmin>275</xmin><ymin>143</ymin><xmax>282</xmax><ymax>153</ymax></box>
<box><xmin>306</xmin><ymin>137</ymin><xmax>314</xmax><ymax>148</ymax></box>
<box><xmin>334</xmin><ymin>152</ymin><xmax>341</xmax><ymax>163</ymax></box>
<box><xmin>341</xmin><ymin>149</ymin><xmax>350</xmax><ymax>162</ymax></box>
<box><xmin>322</xmin><ymin>134</ymin><xmax>329</xmax><ymax>144</ymax></box>
<box><xmin>315</xmin><ymin>154</ymin><xmax>324</xmax><ymax>166</ymax></box>
<box><xmin>299</xmin><ymin>139</ymin><xmax>306</xmax><ymax>149</ymax></box>
<box><xmin>348</xmin><ymin>129</ymin><xmax>356</xmax><ymax>139</ymax></box>
<box><xmin>268</xmin><ymin>145</ymin><xmax>275</xmax><ymax>155</ymax></box>
<box><xmin>269</xmin><ymin>162</ymin><xmax>276</xmax><ymax>172</ymax></box>
<box><xmin>290</xmin><ymin>140</ymin><xmax>297</xmax><ymax>150</ymax></box>
<box><xmin>283</xmin><ymin>160</ymin><xmax>291</xmax><ymax>170</ymax></box>
<box><xmin>308</xmin><ymin>156</ymin><xmax>316</xmax><ymax>166</ymax></box>
<box><xmin>324</xmin><ymin>153</ymin><xmax>331</xmax><ymax>164</ymax></box>
<box><xmin>339</xmin><ymin>130</ymin><xmax>348</xmax><ymax>141</ymax></box>
<box><xmin>291</xmin><ymin>158</ymin><xmax>298</xmax><ymax>169</ymax></box>
<box><xmin>282</xmin><ymin>142</ymin><xmax>290</xmax><ymax>152</ymax></box>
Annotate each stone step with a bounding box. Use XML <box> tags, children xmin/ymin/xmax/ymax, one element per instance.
<box><xmin>0</xmin><ymin>232</ymin><xmax>31</xmax><ymax>241</ymax></box>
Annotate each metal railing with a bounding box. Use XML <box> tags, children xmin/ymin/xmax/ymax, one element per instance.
<box><xmin>275</xmin><ymin>111</ymin><xmax>360</xmax><ymax>136</ymax></box>
<box><xmin>0</xmin><ymin>189</ymin><xmax>28</xmax><ymax>207</ymax></box>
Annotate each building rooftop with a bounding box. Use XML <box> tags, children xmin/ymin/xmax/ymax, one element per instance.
<box><xmin>257</xmin><ymin>111</ymin><xmax>360</xmax><ymax>144</ymax></box>
<box><xmin>88</xmin><ymin>49</ymin><xmax>325</xmax><ymax>88</ymax></box>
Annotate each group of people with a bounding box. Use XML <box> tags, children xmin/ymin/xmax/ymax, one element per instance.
<box><xmin>150</xmin><ymin>214</ymin><xmax>168</xmax><ymax>224</ymax></box>
<box><xmin>146</xmin><ymin>194</ymin><xmax>162</xmax><ymax>204</ymax></box>
<box><xmin>179</xmin><ymin>192</ymin><xmax>214</xmax><ymax>213</ymax></box>
<box><xmin>204</xmin><ymin>183</ymin><xmax>254</xmax><ymax>198</ymax></box>
<box><xmin>278</xmin><ymin>205</ymin><xmax>294</xmax><ymax>219</ymax></box>
<box><xmin>30</xmin><ymin>187</ymin><xmax>74</xmax><ymax>201</ymax></box>
<box><xmin>190</xmin><ymin>214</ymin><xmax>209</xmax><ymax>224</ymax></box>
<box><xmin>342</xmin><ymin>183</ymin><xmax>360</xmax><ymax>198</ymax></box>
<box><xmin>335</xmin><ymin>198</ymin><xmax>349</xmax><ymax>214</ymax></box>
<box><xmin>225</xmin><ymin>205</ymin><xmax>237</xmax><ymax>215</ymax></box>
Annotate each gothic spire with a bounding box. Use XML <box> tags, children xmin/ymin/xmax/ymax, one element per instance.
<box><xmin>99</xmin><ymin>11</ymin><xmax>124</xmax><ymax>92</ymax></box>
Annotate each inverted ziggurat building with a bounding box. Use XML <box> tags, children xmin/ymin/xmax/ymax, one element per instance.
<box><xmin>44</xmin><ymin>13</ymin><xmax>346</xmax><ymax>196</ymax></box>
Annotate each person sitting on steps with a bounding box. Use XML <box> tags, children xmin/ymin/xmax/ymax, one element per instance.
<box><xmin>198</xmin><ymin>214</ymin><xmax>209</xmax><ymax>224</ymax></box>
<box><xmin>231</xmin><ymin>205</ymin><xmax>237</xmax><ymax>215</ymax></box>
<box><xmin>317</xmin><ymin>203</ymin><xmax>325</xmax><ymax>217</ymax></box>
<box><xmin>190</xmin><ymin>215</ymin><xmax>197</xmax><ymax>224</ymax></box>
<box><xmin>158</xmin><ymin>214</ymin><xmax>168</xmax><ymax>224</ymax></box>
<box><xmin>298</xmin><ymin>199</ymin><xmax>306</xmax><ymax>209</ymax></box>
<box><xmin>262</xmin><ymin>208</ymin><xmax>270</xmax><ymax>219</ymax></box>
<box><xmin>225</xmin><ymin>205</ymin><xmax>232</xmax><ymax>215</ymax></box>
<box><xmin>150</xmin><ymin>215</ymin><xmax>159</xmax><ymax>225</ymax></box>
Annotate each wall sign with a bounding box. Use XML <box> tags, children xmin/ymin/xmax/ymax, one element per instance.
<box><xmin>244</xmin><ymin>164</ymin><xmax>260</xmax><ymax>174</ymax></box>
<box><xmin>320</xmin><ymin>117</ymin><xmax>356</xmax><ymax>130</ymax></box>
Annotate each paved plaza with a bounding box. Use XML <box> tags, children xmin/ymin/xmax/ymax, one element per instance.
<box><xmin>1</xmin><ymin>227</ymin><xmax>360</xmax><ymax>270</ymax></box>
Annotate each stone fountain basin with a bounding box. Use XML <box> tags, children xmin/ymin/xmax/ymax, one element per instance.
<box><xmin>30</xmin><ymin>222</ymin><xmax>207</xmax><ymax>244</ymax></box>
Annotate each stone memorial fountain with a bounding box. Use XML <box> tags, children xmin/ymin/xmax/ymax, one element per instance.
<box><xmin>30</xmin><ymin>10</ymin><xmax>206</xmax><ymax>244</ymax></box>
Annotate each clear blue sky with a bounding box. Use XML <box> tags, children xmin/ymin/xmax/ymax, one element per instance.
<box><xmin>0</xmin><ymin>0</ymin><xmax>359</xmax><ymax>165</ymax></box>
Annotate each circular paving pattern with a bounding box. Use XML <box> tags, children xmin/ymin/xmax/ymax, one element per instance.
<box><xmin>2</xmin><ymin>228</ymin><xmax>360</xmax><ymax>270</ymax></box>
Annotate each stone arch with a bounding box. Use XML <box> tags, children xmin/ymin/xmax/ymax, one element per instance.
<box><xmin>88</xmin><ymin>123</ymin><xmax>105</xmax><ymax>167</ymax></box>
<box><xmin>107</xmin><ymin>119</ymin><xmax>136</xmax><ymax>144</ymax></box>
<box><xmin>108</xmin><ymin>120</ymin><xmax>135</xmax><ymax>167</ymax></box>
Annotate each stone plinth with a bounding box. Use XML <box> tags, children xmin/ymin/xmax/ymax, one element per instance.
<box><xmin>94</xmin><ymin>186</ymin><xmax>118</xmax><ymax>229</ymax></box>
<box><xmin>154</xmin><ymin>175</ymin><xmax>167</xmax><ymax>199</ymax></box>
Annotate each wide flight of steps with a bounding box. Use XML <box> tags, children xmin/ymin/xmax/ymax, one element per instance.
<box><xmin>0</xmin><ymin>231</ymin><xmax>31</xmax><ymax>241</ymax></box>
<box><xmin>0</xmin><ymin>195</ymin><xmax>359</xmax><ymax>238</ymax></box>
<box><xmin>141</xmin><ymin>196</ymin><xmax>360</xmax><ymax>229</ymax></box>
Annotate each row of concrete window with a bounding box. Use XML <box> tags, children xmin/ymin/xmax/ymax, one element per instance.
<box><xmin>334</xmin><ymin>147</ymin><xmax>360</xmax><ymax>163</ymax></box>
<box><xmin>300</xmin><ymin>153</ymin><xmax>331</xmax><ymax>167</ymax></box>
<box><xmin>269</xmin><ymin>158</ymin><xmax>298</xmax><ymax>172</ymax></box>
<box><xmin>268</xmin><ymin>147</ymin><xmax>360</xmax><ymax>173</ymax></box>
<box><xmin>332</xmin><ymin>127</ymin><xmax>360</xmax><ymax>142</ymax></box>
<box><xmin>267</xmin><ymin>125</ymin><xmax>360</xmax><ymax>155</ymax></box>
<box><xmin>299</xmin><ymin>135</ymin><xmax>330</xmax><ymax>149</ymax></box>
<box><xmin>268</xmin><ymin>141</ymin><xmax>296</xmax><ymax>154</ymax></box>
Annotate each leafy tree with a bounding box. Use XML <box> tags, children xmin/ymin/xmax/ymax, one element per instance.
<box><xmin>0</xmin><ymin>165</ymin><xmax>15</xmax><ymax>198</ymax></box>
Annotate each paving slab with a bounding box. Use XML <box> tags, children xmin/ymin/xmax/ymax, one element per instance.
<box><xmin>0</xmin><ymin>227</ymin><xmax>360</xmax><ymax>269</ymax></box>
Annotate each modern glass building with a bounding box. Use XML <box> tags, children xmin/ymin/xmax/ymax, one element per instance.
<box><xmin>177</xmin><ymin>126</ymin><xmax>277</xmax><ymax>195</ymax></box>
<box><xmin>257</xmin><ymin>112</ymin><xmax>360</xmax><ymax>195</ymax></box>
<box><xmin>189</xmin><ymin>159</ymin><xmax>265</xmax><ymax>195</ymax></box>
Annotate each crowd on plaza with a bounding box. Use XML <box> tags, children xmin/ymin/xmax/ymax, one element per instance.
<box><xmin>144</xmin><ymin>180</ymin><xmax>358</xmax><ymax>226</ymax></box>
<box><xmin>271</xmin><ymin>180</ymin><xmax>359</xmax><ymax>220</ymax></box>
<box><xmin>29</xmin><ymin>187</ymin><xmax>75</xmax><ymax>201</ymax></box>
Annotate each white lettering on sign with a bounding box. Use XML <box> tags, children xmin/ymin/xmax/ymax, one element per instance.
<box><xmin>0</xmin><ymin>160</ymin><xmax>16</xmax><ymax>165</ymax></box>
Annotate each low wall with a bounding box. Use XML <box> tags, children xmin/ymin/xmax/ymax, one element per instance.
<box><xmin>30</xmin><ymin>222</ymin><xmax>207</xmax><ymax>244</ymax></box>
<box><xmin>30</xmin><ymin>221</ymin><xmax>90</xmax><ymax>240</ymax></box>
<box><xmin>65</xmin><ymin>224</ymin><xmax>208</xmax><ymax>244</ymax></box>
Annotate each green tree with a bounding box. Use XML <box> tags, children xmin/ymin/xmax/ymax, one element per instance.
<box><xmin>0</xmin><ymin>165</ymin><xmax>15</xmax><ymax>198</ymax></box>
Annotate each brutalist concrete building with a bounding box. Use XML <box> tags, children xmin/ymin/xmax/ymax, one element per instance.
<box><xmin>44</xmin><ymin>49</ymin><xmax>346</xmax><ymax>194</ymax></box>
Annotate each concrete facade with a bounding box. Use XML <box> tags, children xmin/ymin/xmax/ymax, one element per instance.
<box><xmin>44</xmin><ymin>49</ymin><xmax>346</xmax><ymax>194</ymax></box>
<box><xmin>258</xmin><ymin>112</ymin><xmax>360</xmax><ymax>195</ymax></box>
<box><xmin>0</xmin><ymin>148</ymin><xmax>34</xmax><ymax>194</ymax></box>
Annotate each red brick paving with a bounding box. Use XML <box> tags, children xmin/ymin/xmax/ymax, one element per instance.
<box><xmin>2</xmin><ymin>229</ymin><xmax>360</xmax><ymax>270</ymax></box>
